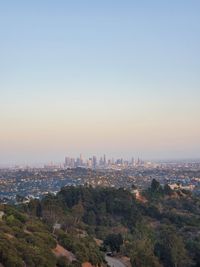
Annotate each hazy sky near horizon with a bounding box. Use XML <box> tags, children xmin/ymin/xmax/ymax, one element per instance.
<box><xmin>0</xmin><ymin>1</ymin><xmax>200</xmax><ymax>164</ymax></box>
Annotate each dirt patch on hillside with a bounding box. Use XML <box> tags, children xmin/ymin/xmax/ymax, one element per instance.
<box><xmin>82</xmin><ymin>262</ymin><xmax>93</xmax><ymax>267</ymax></box>
<box><xmin>53</xmin><ymin>244</ymin><xmax>76</xmax><ymax>262</ymax></box>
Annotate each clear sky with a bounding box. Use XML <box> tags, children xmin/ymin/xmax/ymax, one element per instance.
<box><xmin>0</xmin><ymin>1</ymin><xmax>200</xmax><ymax>165</ymax></box>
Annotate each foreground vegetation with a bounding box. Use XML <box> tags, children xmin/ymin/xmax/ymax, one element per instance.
<box><xmin>0</xmin><ymin>180</ymin><xmax>200</xmax><ymax>267</ymax></box>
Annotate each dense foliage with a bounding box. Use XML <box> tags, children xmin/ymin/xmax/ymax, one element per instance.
<box><xmin>0</xmin><ymin>205</ymin><xmax>57</xmax><ymax>267</ymax></box>
<box><xmin>0</xmin><ymin>181</ymin><xmax>200</xmax><ymax>267</ymax></box>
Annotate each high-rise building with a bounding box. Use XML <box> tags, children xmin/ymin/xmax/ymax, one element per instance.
<box><xmin>99</xmin><ymin>157</ymin><xmax>104</xmax><ymax>166</ymax></box>
<box><xmin>65</xmin><ymin>157</ymin><xmax>71</xmax><ymax>167</ymax></box>
<box><xmin>80</xmin><ymin>154</ymin><xmax>83</xmax><ymax>166</ymax></box>
<box><xmin>92</xmin><ymin>156</ymin><xmax>97</xmax><ymax>169</ymax></box>
<box><xmin>131</xmin><ymin>157</ymin><xmax>135</xmax><ymax>166</ymax></box>
<box><xmin>103</xmin><ymin>154</ymin><xmax>107</xmax><ymax>166</ymax></box>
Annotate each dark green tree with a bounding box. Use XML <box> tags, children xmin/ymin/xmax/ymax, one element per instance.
<box><xmin>130</xmin><ymin>239</ymin><xmax>162</xmax><ymax>267</ymax></box>
<box><xmin>151</xmin><ymin>179</ymin><xmax>162</xmax><ymax>192</ymax></box>
<box><xmin>155</xmin><ymin>226</ymin><xmax>191</xmax><ymax>267</ymax></box>
<box><xmin>104</xmin><ymin>233</ymin><xmax>123</xmax><ymax>253</ymax></box>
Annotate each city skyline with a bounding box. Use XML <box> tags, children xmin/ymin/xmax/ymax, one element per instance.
<box><xmin>1</xmin><ymin>1</ymin><xmax>200</xmax><ymax>164</ymax></box>
<box><xmin>1</xmin><ymin>152</ymin><xmax>200</xmax><ymax>168</ymax></box>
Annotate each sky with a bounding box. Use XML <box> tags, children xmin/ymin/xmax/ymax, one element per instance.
<box><xmin>0</xmin><ymin>1</ymin><xmax>200</xmax><ymax>165</ymax></box>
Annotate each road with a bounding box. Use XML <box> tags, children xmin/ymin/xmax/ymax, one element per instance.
<box><xmin>105</xmin><ymin>256</ymin><xmax>126</xmax><ymax>267</ymax></box>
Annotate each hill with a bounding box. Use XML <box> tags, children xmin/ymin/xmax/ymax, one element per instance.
<box><xmin>0</xmin><ymin>180</ymin><xmax>200</xmax><ymax>267</ymax></box>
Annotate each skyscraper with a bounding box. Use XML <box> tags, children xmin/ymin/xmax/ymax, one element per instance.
<box><xmin>103</xmin><ymin>154</ymin><xmax>106</xmax><ymax>166</ymax></box>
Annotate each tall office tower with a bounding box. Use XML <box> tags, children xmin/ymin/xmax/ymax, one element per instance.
<box><xmin>116</xmin><ymin>159</ymin><xmax>121</xmax><ymax>165</ymax></box>
<box><xmin>99</xmin><ymin>157</ymin><xmax>104</xmax><ymax>166</ymax></box>
<box><xmin>71</xmin><ymin>158</ymin><xmax>75</xmax><ymax>168</ymax></box>
<box><xmin>80</xmin><ymin>154</ymin><xmax>83</xmax><ymax>166</ymax></box>
<box><xmin>131</xmin><ymin>157</ymin><xmax>135</xmax><ymax>166</ymax></box>
<box><xmin>87</xmin><ymin>159</ymin><xmax>92</xmax><ymax>168</ymax></box>
<box><xmin>65</xmin><ymin>156</ymin><xmax>71</xmax><ymax>167</ymax></box>
<box><xmin>76</xmin><ymin>157</ymin><xmax>81</xmax><ymax>167</ymax></box>
<box><xmin>103</xmin><ymin>154</ymin><xmax>107</xmax><ymax>166</ymax></box>
<box><xmin>88</xmin><ymin>158</ymin><xmax>93</xmax><ymax>168</ymax></box>
<box><xmin>92</xmin><ymin>156</ymin><xmax>97</xmax><ymax>169</ymax></box>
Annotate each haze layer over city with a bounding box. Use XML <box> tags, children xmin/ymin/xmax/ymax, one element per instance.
<box><xmin>1</xmin><ymin>1</ymin><xmax>200</xmax><ymax>166</ymax></box>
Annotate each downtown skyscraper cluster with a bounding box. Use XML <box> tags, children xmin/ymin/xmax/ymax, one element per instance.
<box><xmin>64</xmin><ymin>154</ymin><xmax>143</xmax><ymax>169</ymax></box>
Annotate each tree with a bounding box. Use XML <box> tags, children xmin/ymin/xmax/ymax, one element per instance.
<box><xmin>131</xmin><ymin>184</ymin><xmax>137</xmax><ymax>190</ymax></box>
<box><xmin>163</xmin><ymin>184</ymin><xmax>173</xmax><ymax>195</ymax></box>
<box><xmin>57</xmin><ymin>256</ymin><xmax>70</xmax><ymax>267</ymax></box>
<box><xmin>84</xmin><ymin>210</ymin><xmax>96</xmax><ymax>225</ymax></box>
<box><xmin>130</xmin><ymin>239</ymin><xmax>162</xmax><ymax>267</ymax></box>
<box><xmin>62</xmin><ymin>214</ymin><xmax>74</xmax><ymax>232</ymax></box>
<box><xmin>154</xmin><ymin>226</ymin><xmax>191</xmax><ymax>267</ymax></box>
<box><xmin>151</xmin><ymin>179</ymin><xmax>162</xmax><ymax>193</ymax></box>
<box><xmin>104</xmin><ymin>233</ymin><xmax>123</xmax><ymax>253</ymax></box>
<box><xmin>71</xmin><ymin>201</ymin><xmax>84</xmax><ymax>224</ymax></box>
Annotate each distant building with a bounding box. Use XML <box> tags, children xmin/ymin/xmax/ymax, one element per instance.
<box><xmin>92</xmin><ymin>156</ymin><xmax>97</xmax><ymax>169</ymax></box>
